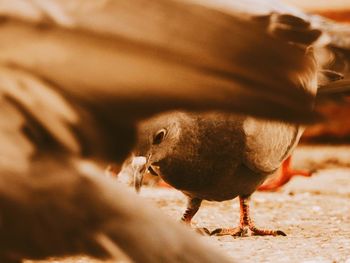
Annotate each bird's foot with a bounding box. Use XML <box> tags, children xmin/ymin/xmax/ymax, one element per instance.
<box><xmin>211</xmin><ymin>196</ymin><xmax>287</xmax><ymax>237</ymax></box>
<box><xmin>248</xmin><ymin>225</ymin><xmax>286</xmax><ymax>236</ymax></box>
<box><xmin>210</xmin><ymin>227</ymin><xmax>247</xmax><ymax>237</ymax></box>
<box><xmin>258</xmin><ymin>156</ymin><xmax>315</xmax><ymax>192</ymax></box>
<box><xmin>258</xmin><ymin>169</ymin><xmax>314</xmax><ymax>191</ymax></box>
<box><xmin>210</xmin><ymin>226</ymin><xmax>286</xmax><ymax>237</ymax></box>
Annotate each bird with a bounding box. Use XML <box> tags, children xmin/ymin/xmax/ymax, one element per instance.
<box><xmin>121</xmin><ymin>2</ymin><xmax>350</xmax><ymax>236</ymax></box>
<box><xmin>127</xmin><ymin>110</ymin><xmax>308</xmax><ymax>236</ymax></box>
<box><xmin>0</xmin><ymin>0</ymin><xmax>329</xmax><ymax>262</ymax></box>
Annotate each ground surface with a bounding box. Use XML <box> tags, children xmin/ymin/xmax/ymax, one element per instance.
<box><xmin>27</xmin><ymin>145</ymin><xmax>350</xmax><ymax>263</ymax></box>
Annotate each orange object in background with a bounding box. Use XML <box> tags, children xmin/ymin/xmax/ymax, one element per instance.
<box><xmin>258</xmin><ymin>156</ymin><xmax>313</xmax><ymax>191</ymax></box>
<box><xmin>302</xmin><ymin>100</ymin><xmax>350</xmax><ymax>142</ymax></box>
<box><xmin>282</xmin><ymin>0</ymin><xmax>350</xmax><ymax>14</ymax></box>
<box><xmin>316</xmin><ymin>10</ymin><xmax>350</xmax><ymax>22</ymax></box>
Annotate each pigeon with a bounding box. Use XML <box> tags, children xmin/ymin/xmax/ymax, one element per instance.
<box><xmin>0</xmin><ymin>0</ymin><xmax>328</xmax><ymax>262</ymax></box>
<box><xmin>128</xmin><ymin>110</ymin><xmax>310</xmax><ymax>236</ymax></box>
<box><xmin>123</xmin><ymin>2</ymin><xmax>350</xmax><ymax>236</ymax></box>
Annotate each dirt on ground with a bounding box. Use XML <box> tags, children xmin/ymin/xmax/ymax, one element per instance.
<box><xmin>26</xmin><ymin>145</ymin><xmax>350</xmax><ymax>263</ymax></box>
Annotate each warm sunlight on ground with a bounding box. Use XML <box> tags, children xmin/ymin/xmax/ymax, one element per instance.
<box><xmin>27</xmin><ymin>145</ymin><xmax>350</xmax><ymax>263</ymax></box>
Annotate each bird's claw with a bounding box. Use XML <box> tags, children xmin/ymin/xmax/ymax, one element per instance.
<box><xmin>250</xmin><ymin>227</ymin><xmax>286</xmax><ymax>236</ymax></box>
<box><xmin>210</xmin><ymin>227</ymin><xmax>247</xmax><ymax>237</ymax></box>
<box><xmin>210</xmin><ymin>227</ymin><xmax>286</xmax><ymax>237</ymax></box>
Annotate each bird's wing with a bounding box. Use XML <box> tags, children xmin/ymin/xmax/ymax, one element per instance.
<box><xmin>243</xmin><ymin>117</ymin><xmax>304</xmax><ymax>173</ymax></box>
<box><xmin>0</xmin><ymin>0</ymin><xmax>323</xmax><ymax>166</ymax></box>
<box><xmin>0</xmin><ymin>0</ymin><xmax>318</xmax><ymax>126</ymax></box>
<box><xmin>0</xmin><ymin>158</ymin><xmax>232</xmax><ymax>263</ymax></box>
<box><xmin>209</xmin><ymin>0</ymin><xmax>350</xmax><ymax>88</ymax></box>
<box><xmin>312</xmin><ymin>18</ymin><xmax>350</xmax><ymax>102</ymax></box>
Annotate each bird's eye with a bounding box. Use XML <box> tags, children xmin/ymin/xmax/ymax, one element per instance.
<box><xmin>153</xmin><ymin>129</ymin><xmax>166</xmax><ymax>145</ymax></box>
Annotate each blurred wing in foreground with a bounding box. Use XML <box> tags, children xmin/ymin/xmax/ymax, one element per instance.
<box><xmin>0</xmin><ymin>0</ymin><xmax>317</xmax><ymax>126</ymax></box>
<box><xmin>219</xmin><ymin>0</ymin><xmax>350</xmax><ymax>114</ymax></box>
<box><xmin>0</xmin><ymin>0</ymin><xmax>322</xmax><ymax>164</ymax></box>
<box><xmin>0</xmin><ymin>159</ymin><xmax>232</xmax><ymax>263</ymax></box>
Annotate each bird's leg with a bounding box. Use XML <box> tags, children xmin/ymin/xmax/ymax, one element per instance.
<box><xmin>211</xmin><ymin>196</ymin><xmax>286</xmax><ymax>237</ymax></box>
<box><xmin>240</xmin><ymin>196</ymin><xmax>286</xmax><ymax>236</ymax></box>
<box><xmin>181</xmin><ymin>197</ymin><xmax>202</xmax><ymax>224</ymax></box>
<box><xmin>181</xmin><ymin>197</ymin><xmax>209</xmax><ymax>235</ymax></box>
<box><xmin>210</xmin><ymin>196</ymin><xmax>247</xmax><ymax>237</ymax></box>
<box><xmin>258</xmin><ymin>156</ymin><xmax>314</xmax><ymax>191</ymax></box>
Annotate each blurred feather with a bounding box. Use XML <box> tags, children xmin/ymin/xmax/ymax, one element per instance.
<box><xmin>0</xmin><ymin>158</ymin><xmax>231</xmax><ymax>263</ymax></box>
<box><xmin>0</xmin><ymin>0</ymin><xmax>322</xmax><ymax>166</ymax></box>
<box><xmin>0</xmin><ymin>0</ymin><xmax>317</xmax><ymax>126</ymax></box>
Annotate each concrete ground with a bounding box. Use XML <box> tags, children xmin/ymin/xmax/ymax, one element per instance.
<box><xmin>27</xmin><ymin>145</ymin><xmax>350</xmax><ymax>263</ymax></box>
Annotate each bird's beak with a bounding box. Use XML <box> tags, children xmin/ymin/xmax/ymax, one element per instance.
<box><xmin>131</xmin><ymin>156</ymin><xmax>147</xmax><ymax>193</ymax></box>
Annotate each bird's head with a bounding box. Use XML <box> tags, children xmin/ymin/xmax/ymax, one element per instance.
<box><xmin>122</xmin><ymin>111</ymin><xmax>188</xmax><ymax>192</ymax></box>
